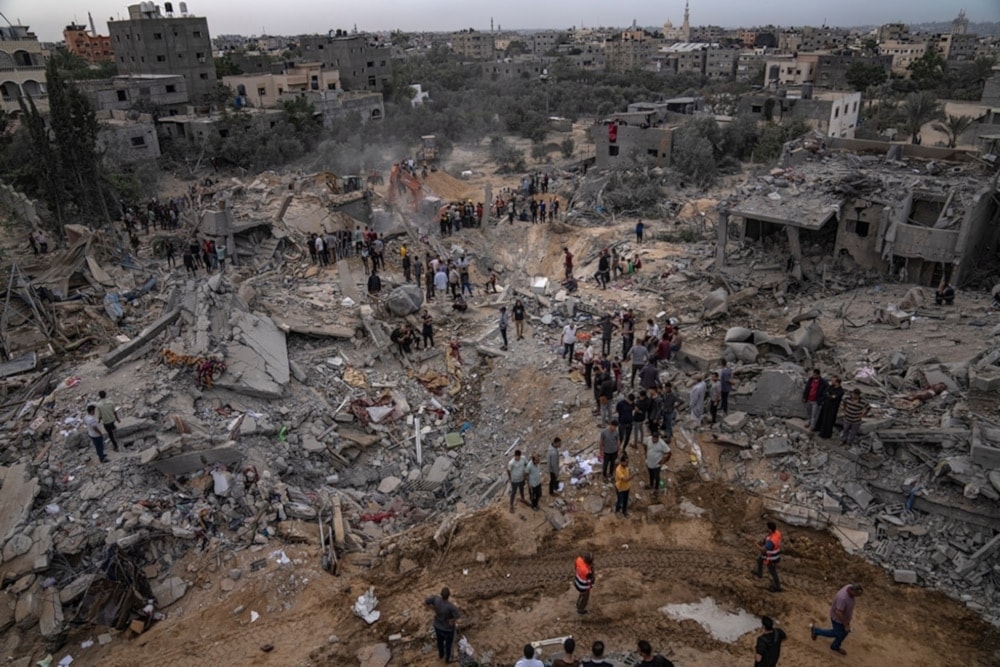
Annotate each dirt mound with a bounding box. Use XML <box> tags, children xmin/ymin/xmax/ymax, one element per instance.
<box><xmin>423</xmin><ymin>170</ymin><xmax>480</xmax><ymax>202</ymax></box>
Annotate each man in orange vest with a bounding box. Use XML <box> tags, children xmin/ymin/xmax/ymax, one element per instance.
<box><xmin>754</xmin><ymin>521</ymin><xmax>782</xmax><ymax>592</ymax></box>
<box><xmin>574</xmin><ymin>553</ymin><xmax>595</xmax><ymax>615</ymax></box>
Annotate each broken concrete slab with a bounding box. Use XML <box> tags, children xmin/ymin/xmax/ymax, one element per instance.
<box><xmin>922</xmin><ymin>368</ymin><xmax>960</xmax><ymax>394</ymax></box>
<box><xmin>720</xmin><ymin>411</ymin><xmax>748</xmax><ymax>432</ymax></box>
<box><xmin>0</xmin><ymin>352</ymin><xmax>37</xmax><ymax>379</ymax></box>
<box><xmin>218</xmin><ymin>310</ymin><xmax>290</xmax><ymax>398</ymax></box>
<box><xmin>38</xmin><ymin>586</ymin><xmax>64</xmax><ymax>638</ymax></box>
<box><xmin>356</xmin><ymin>642</ymin><xmax>391</xmax><ymax>667</ymax></box>
<box><xmin>58</xmin><ymin>574</ymin><xmax>96</xmax><ymax>604</ymax></box>
<box><xmin>385</xmin><ymin>284</ymin><xmax>424</xmax><ymax>316</ymax></box>
<box><xmin>842</xmin><ymin>482</ymin><xmax>875</xmax><ymax>510</ymax></box>
<box><xmin>761</xmin><ymin>436</ymin><xmax>794</xmax><ymax>457</ymax></box>
<box><xmin>736</xmin><ymin>368</ymin><xmax>808</xmax><ymax>418</ymax></box>
<box><xmin>702</xmin><ymin>287</ymin><xmax>728</xmax><ymax>320</ymax></box>
<box><xmin>103</xmin><ymin>308</ymin><xmax>181</xmax><ymax>368</ymax></box>
<box><xmin>0</xmin><ymin>464</ymin><xmax>39</xmax><ymax>547</ymax></box>
<box><xmin>150</xmin><ymin>444</ymin><xmax>243</xmax><ymax>476</ymax></box>
<box><xmin>893</xmin><ymin>569</ymin><xmax>918</xmax><ymax>584</ymax></box>
<box><xmin>971</xmin><ymin>423</ymin><xmax>1000</xmax><ymax>471</ymax></box>
<box><xmin>151</xmin><ymin>576</ymin><xmax>188</xmax><ymax>608</ymax></box>
<box><xmin>272</xmin><ymin>314</ymin><xmax>356</xmax><ymax>340</ymax></box>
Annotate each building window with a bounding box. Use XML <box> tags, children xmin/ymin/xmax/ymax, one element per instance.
<box><xmin>257</xmin><ymin>87</ymin><xmax>266</xmax><ymax>97</ymax></box>
<box><xmin>367</xmin><ymin>61</ymin><xmax>375</xmax><ymax>67</ymax></box>
<box><xmin>154</xmin><ymin>32</ymin><xmax>162</xmax><ymax>39</ymax></box>
<box><xmin>168</xmin><ymin>109</ymin><xmax>178</xmax><ymax>116</ymax></box>
<box><xmin>647</xmin><ymin>149</ymin><xmax>659</xmax><ymax>157</ymax></box>
<box><xmin>848</xmin><ymin>219</ymin><xmax>870</xmax><ymax>237</ymax></box>
<box><xmin>193</xmin><ymin>31</ymin><xmax>202</xmax><ymax>37</ymax></box>
<box><xmin>327</xmin><ymin>82</ymin><xmax>336</xmax><ymax>90</ymax></box>
<box><xmin>130</xmin><ymin>136</ymin><xmax>146</xmax><ymax>147</ymax></box>
<box><xmin>608</xmin><ymin>145</ymin><xmax>620</xmax><ymax>156</ymax></box>
<box><xmin>834</xmin><ymin>107</ymin><xmax>839</xmax><ymax>118</ymax></box>
<box><xmin>166</xmin><ymin>84</ymin><xmax>176</xmax><ymax>93</ymax></box>
<box><xmin>368</xmin><ymin>75</ymin><xmax>376</xmax><ymax>86</ymax></box>
<box><xmin>199</xmin><ymin>73</ymin><xmax>209</xmax><ymax>79</ymax></box>
<box><xmin>156</xmin><ymin>55</ymin><xmax>165</xmax><ymax>62</ymax></box>
<box><xmin>116</xmin><ymin>90</ymin><xmax>128</xmax><ymax>101</ymax></box>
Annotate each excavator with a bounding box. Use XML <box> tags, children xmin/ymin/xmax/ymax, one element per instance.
<box><xmin>388</xmin><ymin>163</ymin><xmax>423</xmax><ymax>212</ymax></box>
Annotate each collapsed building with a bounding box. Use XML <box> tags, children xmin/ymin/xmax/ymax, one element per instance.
<box><xmin>0</xmin><ymin>128</ymin><xmax>999</xmax><ymax>663</ymax></box>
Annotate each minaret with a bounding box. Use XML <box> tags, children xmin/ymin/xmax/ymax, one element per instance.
<box><xmin>682</xmin><ymin>0</ymin><xmax>690</xmax><ymax>41</ymax></box>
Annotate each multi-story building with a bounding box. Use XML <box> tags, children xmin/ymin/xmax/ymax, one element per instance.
<box><xmin>737</xmin><ymin>49</ymin><xmax>767</xmax><ymax>81</ymax></box>
<box><xmin>224</xmin><ymin>62</ymin><xmax>340</xmax><ymax>108</ymax></box>
<box><xmin>765</xmin><ymin>52</ymin><xmax>891</xmax><ymax>89</ymax></box>
<box><xmin>876</xmin><ymin>23</ymin><xmax>909</xmax><ymax>43</ymax></box>
<box><xmin>64</xmin><ymin>19</ymin><xmax>114</xmax><ymax>63</ymax></box>
<box><xmin>298</xmin><ymin>33</ymin><xmax>391</xmax><ymax>92</ymax></box>
<box><xmin>108</xmin><ymin>3</ymin><xmax>217</xmax><ymax>105</ymax></box>
<box><xmin>77</xmin><ymin>73</ymin><xmax>189</xmax><ymax>115</ymax></box>
<box><xmin>605</xmin><ymin>33</ymin><xmax>658</xmax><ymax>73</ymax></box>
<box><xmin>450</xmin><ymin>30</ymin><xmax>496</xmax><ymax>61</ymax></box>
<box><xmin>938</xmin><ymin>32</ymin><xmax>980</xmax><ymax>62</ymax></box>
<box><xmin>0</xmin><ymin>24</ymin><xmax>47</xmax><ymax>115</ymax></box>
<box><xmin>879</xmin><ymin>39</ymin><xmax>929</xmax><ymax>76</ymax></box>
<box><xmin>531</xmin><ymin>31</ymin><xmax>564</xmax><ymax>55</ymax></box>
<box><xmin>738</xmin><ymin>88</ymin><xmax>862</xmax><ymax>138</ymax></box>
<box><xmin>704</xmin><ymin>46</ymin><xmax>739</xmax><ymax>80</ymax></box>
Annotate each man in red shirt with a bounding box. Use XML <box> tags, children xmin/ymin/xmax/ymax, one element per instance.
<box><xmin>801</xmin><ymin>368</ymin><xmax>827</xmax><ymax>432</ymax></box>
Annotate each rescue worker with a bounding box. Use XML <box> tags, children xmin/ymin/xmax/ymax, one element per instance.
<box><xmin>753</xmin><ymin>521</ymin><xmax>782</xmax><ymax>592</ymax></box>
<box><xmin>574</xmin><ymin>552</ymin><xmax>595</xmax><ymax>615</ymax></box>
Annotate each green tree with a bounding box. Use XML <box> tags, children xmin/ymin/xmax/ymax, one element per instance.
<box><xmin>672</xmin><ymin>130</ymin><xmax>717</xmax><ymax>187</ymax></box>
<box><xmin>908</xmin><ymin>47</ymin><xmax>946</xmax><ymax>90</ymax></box>
<box><xmin>560</xmin><ymin>136</ymin><xmax>575</xmax><ymax>158</ymax></box>
<box><xmin>505</xmin><ymin>40</ymin><xmax>529</xmax><ymax>57</ymax></box>
<box><xmin>489</xmin><ymin>135</ymin><xmax>524</xmax><ymax>172</ymax></box>
<box><xmin>215</xmin><ymin>54</ymin><xmax>244</xmax><ymax>77</ymax></box>
<box><xmin>721</xmin><ymin>114</ymin><xmax>759</xmax><ymax>160</ymax></box>
<box><xmin>932</xmin><ymin>114</ymin><xmax>974</xmax><ymax>148</ymax></box>
<box><xmin>845</xmin><ymin>60</ymin><xmax>888</xmax><ymax>93</ymax></box>
<box><xmin>530</xmin><ymin>140</ymin><xmax>548</xmax><ymax>163</ymax></box>
<box><xmin>900</xmin><ymin>91</ymin><xmax>943</xmax><ymax>143</ymax></box>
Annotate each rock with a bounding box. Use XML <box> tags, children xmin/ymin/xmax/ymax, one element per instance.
<box><xmin>893</xmin><ymin>569</ymin><xmax>918</xmax><ymax>584</ymax></box>
<box><xmin>139</xmin><ymin>446</ymin><xmax>160</xmax><ymax>464</ymax></box>
<box><xmin>582</xmin><ymin>495</ymin><xmax>604</xmax><ymax>514</ymax></box>
<box><xmin>59</xmin><ymin>574</ymin><xmax>96</xmax><ymax>604</ymax></box>
<box><xmin>38</xmin><ymin>587</ymin><xmax>64</xmax><ymax>638</ymax></box>
<box><xmin>357</xmin><ymin>643</ymin><xmax>392</xmax><ymax>667</ymax></box>
<box><xmin>220</xmin><ymin>578</ymin><xmax>235</xmax><ymax>592</ymax></box>
<box><xmin>3</xmin><ymin>533</ymin><xmax>32</xmax><ymax>561</ymax></box>
<box><xmin>229</xmin><ymin>568</ymin><xmax>243</xmax><ymax>581</ymax></box>
<box><xmin>301</xmin><ymin>434</ymin><xmax>325</xmax><ymax>453</ymax></box>
<box><xmin>0</xmin><ymin>594</ymin><xmax>13</xmax><ymax>634</ymax></box>
<box><xmin>398</xmin><ymin>558</ymin><xmax>418</xmax><ymax>574</ymax></box>
<box><xmin>721</xmin><ymin>412</ymin><xmax>748</xmax><ymax>432</ymax></box>
<box><xmin>151</xmin><ymin>576</ymin><xmax>188</xmax><ymax>608</ymax></box>
<box><xmin>787</xmin><ymin>321</ymin><xmax>825</xmax><ymax>353</ymax></box>
<box><xmin>724</xmin><ymin>342</ymin><xmax>759</xmax><ymax>363</ymax></box>
<box><xmin>377</xmin><ymin>476</ymin><xmax>402</xmax><ymax>494</ymax></box>
<box><xmin>385</xmin><ymin>285</ymin><xmax>424</xmax><ymax>316</ymax></box>
<box><xmin>284</xmin><ymin>502</ymin><xmax>317</xmax><ymax>520</ymax></box>
<box><xmin>98</xmin><ymin>633</ymin><xmax>112</xmax><ymax>645</ymax></box>
<box><xmin>78</xmin><ymin>479</ymin><xmax>112</xmax><ymax>501</ymax></box>
<box><xmin>425</xmin><ymin>456</ymin><xmax>453</xmax><ymax>485</ymax></box>
<box><xmin>738</xmin><ymin>368</ymin><xmax>807</xmax><ymax>418</ymax></box>
<box><xmin>702</xmin><ymin>287</ymin><xmax>728</xmax><ymax>320</ymax></box>
<box><xmin>0</xmin><ymin>464</ymin><xmax>40</xmax><ymax>547</ymax></box>
<box><xmin>647</xmin><ymin>504</ymin><xmax>668</xmax><ymax>519</ymax></box>
<box><xmin>842</xmin><ymin>482</ymin><xmax>874</xmax><ymax>510</ymax></box>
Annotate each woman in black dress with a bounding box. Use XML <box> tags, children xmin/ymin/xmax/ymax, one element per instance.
<box><xmin>817</xmin><ymin>376</ymin><xmax>845</xmax><ymax>439</ymax></box>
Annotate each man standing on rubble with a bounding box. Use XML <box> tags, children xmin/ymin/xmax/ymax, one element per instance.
<box><xmin>84</xmin><ymin>405</ymin><xmax>108</xmax><ymax>463</ymax></box>
<box><xmin>628</xmin><ymin>338</ymin><xmax>649</xmax><ymax>388</ymax></box>
<box><xmin>645</xmin><ymin>427</ymin><xmax>671</xmax><ymax>499</ymax></box>
<box><xmin>96</xmin><ymin>390</ymin><xmax>122</xmax><ymax>451</ymax></box>
<box><xmin>811</xmin><ymin>583</ymin><xmax>863</xmax><ymax>656</ymax></box>
<box><xmin>802</xmin><ymin>368</ymin><xmax>827</xmax><ymax>432</ymax></box>
<box><xmin>573</xmin><ymin>553</ymin><xmax>595</xmax><ymax>615</ymax></box>
<box><xmin>424</xmin><ymin>587</ymin><xmax>460</xmax><ymax>664</ymax></box>
<box><xmin>561</xmin><ymin>322</ymin><xmax>578</xmax><ymax>366</ymax></box>
<box><xmin>507</xmin><ymin>449</ymin><xmax>528</xmax><ymax>513</ymax></box>
<box><xmin>840</xmin><ymin>389</ymin><xmax>869</xmax><ymax>446</ymax></box>
<box><xmin>499</xmin><ymin>306</ymin><xmax>510</xmax><ymax>351</ymax></box>
<box><xmin>720</xmin><ymin>359</ymin><xmax>734</xmax><ymax>414</ymax></box>
<box><xmin>367</xmin><ymin>268</ymin><xmax>382</xmax><ymax>297</ymax></box>
<box><xmin>689</xmin><ymin>375</ymin><xmax>707</xmax><ymax>427</ymax></box>
<box><xmin>547</xmin><ymin>437</ymin><xmax>561</xmax><ymax>496</ymax></box>
<box><xmin>600</xmin><ymin>420</ymin><xmax>620</xmax><ymax>481</ymax></box>
<box><xmin>753</xmin><ymin>520</ymin><xmax>783</xmax><ymax>592</ymax></box>
<box><xmin>527</xmin><ymin>454</ymin><xmax>543</xmax><ymax>511</ymax></box>
<box><xmin>598</xmin><ymin>314</ymin><xmax>617</xmax><ymax>356</ymax></box>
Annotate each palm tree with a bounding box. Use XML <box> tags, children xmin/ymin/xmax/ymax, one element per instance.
<box><xmin>901</xmin><ymin>91</ymin><xmax>944</xmax><ymax>144</ymax></box>
<box><xmin>932</xmin><ymin>114</ymin><xmax>975</xmax><ymax>148</ymax></box>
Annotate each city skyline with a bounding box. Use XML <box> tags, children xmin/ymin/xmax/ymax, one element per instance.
<box><xmin>4</xmin><ymin>0</ymin><xmax>998</xmax><ymax>43</ymax></box>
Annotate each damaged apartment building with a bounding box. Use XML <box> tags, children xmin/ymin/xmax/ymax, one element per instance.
<box><xmin>722</xmin><ymin>136</ymin><xmax>1000</xmax><ymax>287</ymax></box>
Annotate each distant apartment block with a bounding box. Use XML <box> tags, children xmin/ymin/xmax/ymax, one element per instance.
<box><xmin>765</xmin><ymin>52</ymin><xmax>891</xmax><ymax>89</ymax></box>
<box><xmin>77</xmin><ymin>73</ymin><xmax>189</xmax><ymax>115</ymax></box>
<box><xmin>450</xmin><ymin>30</ymin><xmax>496</xmax><ymax>61</ymax></box>
<box><xmin>223</xmin><ymin>61</ymin><xmax>340</xmax><ymax>108</ymax></box>
<box><xmin>64</xmin><ymin>22</ymin><xmax>114</xmax><ymax>63</ymax></box>
<box><xmin>299</xmin><ymin>33</ymin><xmax>391</xmax><ymax>92</ymax></box>
<box><xmin>739</xmin><ymin>88</ymin><xmax>862</xmax><ymax>139</ymax></box>
<box><xmin>108</xmin><ymin>3</ymin><xmax>217</xmax><ymax>105</ymax></box>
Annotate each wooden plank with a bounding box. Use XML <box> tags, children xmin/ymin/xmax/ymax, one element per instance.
<box><xmin>332</xmin><ymin>494</ymin><xmax>346</xmax><ymax>546</ymax></box>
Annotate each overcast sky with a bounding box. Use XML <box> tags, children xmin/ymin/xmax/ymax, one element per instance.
<box><xmin>4</xmin><ymin>0</ymin><xmax>998</xmax><ymax>42</ymax></box>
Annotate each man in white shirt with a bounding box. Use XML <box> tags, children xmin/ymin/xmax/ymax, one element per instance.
<box><xmin>83</xmin><ymin>405</ymin><xmax>108</xmax><ymax>463</ymax></box>
<box><xmin>514</xmin><ymin>644</ymin><xmax>544</xmax><ymax>667</ymax></box>
<box><xmin>645</xmin><ymin>428</ymin><xmax>671</xmax><ymax>499</ymax></box>
<box><xmin>507</xmin><ymin>450</ymin><xmax>528</xmax><ymax>513</ymax></box>
<box><xmin>561</xmin><ymin>323</ymin><xmax>578</xmax><ymax>367</ymax></box>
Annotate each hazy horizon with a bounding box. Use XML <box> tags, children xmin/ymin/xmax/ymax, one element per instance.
<box><xmin>3</xmin><ymin>0</ymin><xmax>998</xmax><ymax>43</ymax></box>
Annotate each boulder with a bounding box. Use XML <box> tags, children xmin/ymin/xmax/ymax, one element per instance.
<box><xmin>724</xmin><ymin>342</ymin><xmax>758</xmax><ymax>363</ymax></box>
<box><xmin>702</xmin><ymin>287</ymin><xmax>728</xmax><ymax>320</ymax></box>
<box><xmin>151</xmin><ymin>576</ymin><xmax>188</xmax><ymax>608</ymax></box>
<box><xmin>385</xmin><ymin>285</ymin><xmax>424</xmax><ymax>317</ymax></box>
<box><xmin>787</xmin><ymin>321</ymin><xmax>825</xmax><ymax>353</ymax></box>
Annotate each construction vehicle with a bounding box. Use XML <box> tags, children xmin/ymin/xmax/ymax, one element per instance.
<box><xmin>388</xmin><ymin>163</ymin><xmax>423</xmax><ymax>212</ymax></box>
<box><xmin>417</xmin><ymin>135</ymin><xmax>438</xmax><ymax>165</ymax></box>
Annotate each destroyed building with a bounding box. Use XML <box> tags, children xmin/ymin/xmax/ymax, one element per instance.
<box><xmin>724</xmin><ymin>135</ymin><xmax>1000</xmax><ymax>286</ymax></box>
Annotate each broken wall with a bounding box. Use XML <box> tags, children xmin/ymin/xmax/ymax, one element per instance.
<box><xmin>833</xmin><ymin>199</ymin><xmax>888</xmax><ymax>270</ymax></box>
<box><xmin>955</xmin><ymin>183</ymin><xmax>1000</xmax><ymax>286</ymax></box>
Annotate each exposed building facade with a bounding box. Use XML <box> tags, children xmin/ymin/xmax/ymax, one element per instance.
<box><xmin>77</xmin><ymin>73</ymin><xmax>189</xmax><ymax>115</ymax></box>
<box><xmin>298</xmin><ymin>33</ymin><xmax>391</xmax><ymax>92</ymax></box>
<box><xmin>0</xmin><ymin>24</ymin><xmax>47</xmax><ymax>115</ymax></box>
<box><xmin>738</xmin><ymin>88</ymin><xmax>862</xmax><ymax>139</ymax></box>
<box><xmin>224</xmin><ymin>62</ymin><xmax>340</xmax><ymax>109</ymax></box>
<box><xmin>108</xmin><ymin>3</ymin><xmax>217</xmax><ymax>105</ymax></box>
<box><xmin>64</xmin><ymin>21</ymin><xmax>114</xmax><ymax>63</ymax></box>
<box><xmin>450</xmin><ymin>30</ymin><xmax>496</xmax><ymax>61</ymax></box>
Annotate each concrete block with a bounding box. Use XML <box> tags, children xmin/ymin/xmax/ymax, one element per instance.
<box><xmin>377</xmin><ymin>476</ymin><xmax>402</xmax><ymax>494</ymax></box>
<box><xmin>842</xmin><ymin>481</ymin><xmax>875</xmax><ymax>510</ymax></box>
<box><xmin>761</xmin><ymin>436</ymin><xmax>793</xmax><ymax>458</ymax></box>
<box><xmin>922</xmin><ymin>368</ymin><xmax>960</xmax><ymax>393</ymax></box>
<box><xmin>151</xmin><ymin>576</ymin><xmax>188</xmax><ymax>608</ymax></box>
<box><xmin>425</xmin><ymin>456</ymin><xmax>453</xmax><ymax>485</ymax></box>
<box><xmin>736</xmin><ymin>368</ymin><xmax>807</xmax><ymax>418</ymax></box>
<box><xmin>893</xmin><ymin>569</ymin><xmax>918</xmax><ymax>584</ymax></box>
<box><xmin>530</xmin><ymin>276</ymin><xmax>550</xmax><ymax>295</ymax></box>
